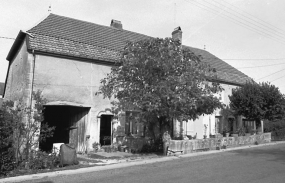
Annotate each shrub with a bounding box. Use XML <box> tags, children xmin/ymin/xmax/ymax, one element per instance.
<box><xmin>140</xmin><ymin>137</ymin><xmax>163</xmax><ymax>153</ymax></box>
<box><xmin>0</xmin><ymin>101</ymin><xmax>16</xmax><ymax>176</ymax></box>
<box><xmin>92</xmin><ymin>142</ymin><xmax>100</xmax><ymax>152</ymax></box>
<box><xmin>264</xmin><ymin>120</ymin><xmax>285</xmax><ymax>138</ymax></box>
<box><xmin>0</xmin><ymin>91</ymin><xmax>56</xmax><ymax>176</ymax></box>
<box><xmin>26</xmin><ymin>150</ymin><xmax>60</xmax><ymax>170</ymax></box>
<box><xmin>236</xmin><ymin>127</ymin><xmax>246</xmax><ymax>136</ymax></box>
<box><xmin>0</xmin><ymin>149</ymin><xmax>16</xmax><ymax>176</ymax></box>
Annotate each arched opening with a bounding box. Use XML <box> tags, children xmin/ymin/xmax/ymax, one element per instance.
<box><xmin>97</xmin><ymin>109</ymin><xmax>113</xmax><ymax>146</ymax></box>
<box><xmin>100</xmin><ymin>115</ymin><xmax>113</xmax><ymax>145</ymax></box>
<box><xmin>39</xmin><ymin>104</ymin><xmax>90</xmax><ymax>153</ymax></box>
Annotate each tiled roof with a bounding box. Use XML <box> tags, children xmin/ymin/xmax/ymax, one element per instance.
<box><xmin>184</xmin><ymin>46</ymin><xmax>251</xmax><ymax>85</ymax></box>
<box><xmin>27</xmin><ymin>13</ymin><xmax>251</xmax><ymax>85</ymax></box>
<box><xmin>29</xmin><ymin>34</ymin><xmax>120</xmax><ymax>62</ymax></box>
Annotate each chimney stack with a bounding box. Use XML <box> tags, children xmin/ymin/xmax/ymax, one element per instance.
<box><xmin>110</xmin><ymin>19</ymin><xmax>123</xmax><ymax>29</ymax></box>
<box><xmin>172</xmin><ymin>26</ymin><xmax>182</xmax><ymax>43</ymax></box>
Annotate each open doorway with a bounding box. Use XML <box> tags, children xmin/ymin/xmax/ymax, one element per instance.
<box><xmin>39</xmin><ymin>105</ymin><xmax>90</xmax><ymax>153</ymax></box>
<box><xmin>100</xmin><ymin>115</ymin><xmax>113</xmax><ymax>145</ymax></box>
<box><xmin>228</xmin><ymin>118</ymin><xmax>235</xmax><ymax>133</ymax></box>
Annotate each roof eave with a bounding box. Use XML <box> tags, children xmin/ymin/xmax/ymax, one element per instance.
<box><xmin>6</xmin><ymin>31</ymin><xmax>27</xmax><ymax>62</ymax></box>
<box><xmin>27</xmin><ymin>49</ymin><xmax>116</xmax><ymax>66</ymax></box>
<box><xmin>207</xmin><ymin>77</ymin><xmax>245</xmax><ymax>87</ymax></box>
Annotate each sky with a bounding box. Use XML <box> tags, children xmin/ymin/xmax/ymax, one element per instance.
<box><xmin>1</xmin><ymin>0</ymin><xmax>285</xmax><ymax>93</ymax></box>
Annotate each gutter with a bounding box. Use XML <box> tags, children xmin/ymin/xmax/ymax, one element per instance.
<box><xmin>30</xmin><ymin>49</ymin><xmax>36</xmax><ymax>108</ymax></box>
<box><xmin>26</xmin><ymin>49</ymin><xmax>116</xmax><ymax>66</ymax></box>
<box><xmin>6</xmin><ymin>31</ymin><xmax>27</xmax><ymax>62</ymax></box>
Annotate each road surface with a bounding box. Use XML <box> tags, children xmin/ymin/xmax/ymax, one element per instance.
<box><xmin>22</xmin><ymin>143</ymin><xmax>285</xmax><ymax>183</ymax></box>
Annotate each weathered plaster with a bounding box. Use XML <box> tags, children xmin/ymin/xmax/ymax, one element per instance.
<box><xmin>180</xmin><ymin>83</ymin><xmax>240</xmax><ymax>139</ymax></box>
<box><xmin>32</xmin><ymin>54</ymin><xmax>114</xmax><ymax>150</ymax></box>
<box><xmin>4</xmin><ymin>40</ymin><xmax>33</xmax><ymax>104</ymax></box>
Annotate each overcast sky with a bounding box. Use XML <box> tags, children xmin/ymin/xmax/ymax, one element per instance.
<box><xmin>1</xmin><ymin>0</ymin><xmax>285</xmax><ymax>93</ymax></box>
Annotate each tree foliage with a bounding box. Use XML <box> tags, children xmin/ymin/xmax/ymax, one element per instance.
<box><xmin>0</xmin><ymin>101</ymin><xmax>15</xmax><ymax>176</ymax></box>
<box><xmin>229</xmin><ymin>82</ymin><xmax>285</xmax><ymax>121</ymax></box>
<box><xmin>98</xmin><ymin>38</ymin><xmax>223</xmax><ymax>125</ymax></box>
<box><xmin>13</xmin><ymin>90</ymin><xmax>55</xmax><ymax>164</ymax></box>
<box><xmin>0</xmin><ymin>90</ymin><xmax>55</xmax><ymax>174</ymax></box>
<box><xmin>264</xmin><ymin>119</ymin><xmax>285</xmax><ymax>139</ymax></box>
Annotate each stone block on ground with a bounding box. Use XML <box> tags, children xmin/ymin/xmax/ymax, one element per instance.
<box><xmin>59</xmin><ymin>144</ymin><xmax>79</xmax><ymax>166</ymax></box>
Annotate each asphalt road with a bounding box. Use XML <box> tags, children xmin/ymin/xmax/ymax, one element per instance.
<box><xmin>22</xmin><ymin>143</ymin><xmax>285</xmax><ymax>183</ymax></box>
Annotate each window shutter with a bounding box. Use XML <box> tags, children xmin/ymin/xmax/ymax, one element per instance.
<box><xmin>118</xmin><ymin>112</ymin><xmax>126</xmax><ymax>136</ymax></box>
<box><xmin>125</xmin><ymin>111</ymin><xmax>130</xmax><ymax>135</ymax></box>
<box><xmin>138</xmin><ymin>123</ymin><xmax>145</xmax><ymax>136</ymax></box>
<box><xmin>125</xmin><ymin>111</ymin><xmax>142</xmax><ymax>135</ymax></box>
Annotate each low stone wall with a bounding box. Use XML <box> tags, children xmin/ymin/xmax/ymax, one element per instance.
<box><xmin>167</xmin><ymin>132</ymin><xmax>271</xmax><ymax>155</ymax></box>
<box><xmin>271</xmin><ymin>135</ymin><xmax>285</xmax><ymax>141</ymax></box>
<box><xmin>116</xmin><ymin>133</ymin><xmax>271</xmax><ymax>154</ymax></box>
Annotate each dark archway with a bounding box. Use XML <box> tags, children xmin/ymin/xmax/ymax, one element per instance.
<box><xmin>100</xmin><ymin>115</ymin><xmax>113</xmax><ymax>145</ymax></box>
<box><xmin>40</xmin><ymin>105</ymin><xmax>90</xmax><ymax>153</ymax></box>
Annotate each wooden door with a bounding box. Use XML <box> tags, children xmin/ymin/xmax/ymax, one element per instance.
<box><xmin>77</xmin><ymin>109</ymin><xmax>88</xmax><ymax>153</ymax></box>
<box><xmin>69</xmin><ymin>107</ymin><xmax>89</xmax><ymax>153</ymax></box>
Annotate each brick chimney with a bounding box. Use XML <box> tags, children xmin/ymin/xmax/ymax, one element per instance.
<box><xmin>110</xmin><ymin>19</ymin><xmax>122</xmax><ymax>29</ymax></box>
<box><xmin>172</xmin><ymin>26</ymin><xmax>182</xmax><ymax>43</ymax></box>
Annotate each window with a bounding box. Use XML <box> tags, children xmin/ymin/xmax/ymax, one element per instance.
<box><xmin>185</xmin><ymin>120</ymin><xmax>194</xmax><ymax>136</ymax></box>
<box><xmin>244</xmin><ymin>120</ymin><xmax>254</xmax><ymax>130</ymax></box>
<box><xmin>215</xmin><ymin>116</ymin><xmax>221</xmax><ymax>133</ymax></box>
<box><xmin>125</xmin><ymin>111</ymin><xmax>144</xmax><ymax>136</ymax></box>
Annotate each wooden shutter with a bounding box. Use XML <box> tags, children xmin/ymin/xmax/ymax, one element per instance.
<box><xmin>118</xmin><ymin>112</ymin><xmax>126</xmax><ymax>136</ymax></box>
<box><xmin>125</xmin><ymin>111</ymin><xmax>141</xmax><ymax>135</ymax></box>
<box><xmin>125</xmin><ymin>111</ymin><xmax>130</xmax><ymax>135</ymax></box>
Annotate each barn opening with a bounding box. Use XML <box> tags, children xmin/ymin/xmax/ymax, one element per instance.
<box><xmin>39</xmin><ymin>105</ymin><xmax>90</xmax><ymax>153</ymax></box>
<box><xmin>100</xmin><ymin>115</ymin><xmax>113</xmax><ymax>145</ymax></box>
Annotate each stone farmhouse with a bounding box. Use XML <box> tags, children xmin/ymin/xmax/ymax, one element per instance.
<box><xmin>3</xmin><ymin>13</ymin><xmax>253</xmax><ymax>152</ymax></box>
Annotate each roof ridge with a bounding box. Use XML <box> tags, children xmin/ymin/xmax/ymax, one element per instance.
<box><xmin>27</xmin><ymin>13</ymin><xmax>153</xmax><ymax>53</ymax></box>
<box><xmin>44</xmin><ymin>13</ymin><xmax>153</xmax><ymax>40</ymax></box>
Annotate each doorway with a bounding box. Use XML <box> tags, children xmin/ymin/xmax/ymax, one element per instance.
<box><xmin>39</xmin><ymin>105</ymin><xmax>90</xmax><ymax>153</ymax></box>
<box><xmin>228</xmin><ymin>118</ymin><xmax>235</xmax><ymax>133</ymax></box>
<box><xmin>100</xmin><ymin>115</ymin><xmax>113</xmax><ymax>145</ymax></box>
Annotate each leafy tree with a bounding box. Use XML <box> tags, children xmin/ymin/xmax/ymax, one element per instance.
<box><xmin>15</xmin><ymin>90</ymin><xmax>55</xmax><ymax>165</ymax></box>
<box><xmin>98</xmin><ymin>38</ymin><xmax>223</xmax><ymax>136</ymax></box>
<box><xmin>0</xmin><ymin>90</ymin><xmax>55</xmax><ymax>171</ymax></box>
<box><xmin>0</xmin><ymin>101</ymin><xmax>15</xmax><ymax>176</ymax></box>
<box><xmin>229</xmin><ymin>82</ymin><xmax>285</xmax><ymax>122</ymax></box>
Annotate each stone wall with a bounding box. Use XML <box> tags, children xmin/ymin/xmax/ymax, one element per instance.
<box><xmin>167</xmin><ymin>133</ymin><xmax>271</xmax><ymax>155</ymax></box>
<box><xmin>115</xmin><ymin>133</ymin><xmax>271</xmax><ymax>154</ymax></box>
